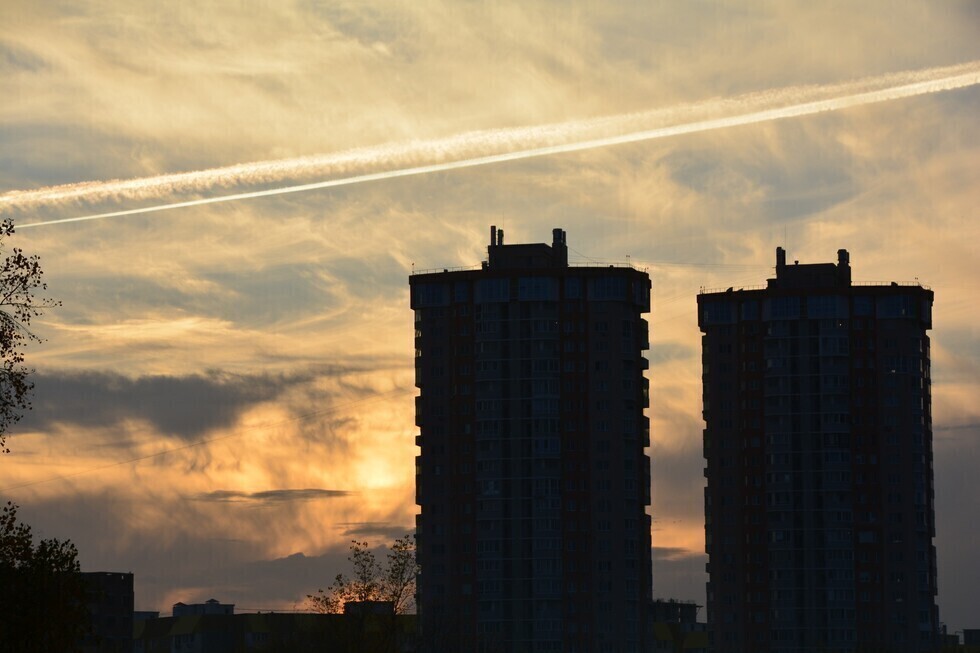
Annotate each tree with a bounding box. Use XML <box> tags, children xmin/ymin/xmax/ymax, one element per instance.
<box><xmin>307</xmin><ymin>534</ymin><xmax>418</xmax><ymax>615</ymax></box>
<box><xmin>0</xmin><ymin>221</ymin><xmax>80</xmax><ymax>651</ymax></box>
<box><xmin>0</xmin><ymin>501</ymin><xmax>89</xmax><ymax>652</ymax></box>
<box><xmin>0</xmin><ymin>217</ymin><xmax>59</xmax><ymax>453</ymax></box>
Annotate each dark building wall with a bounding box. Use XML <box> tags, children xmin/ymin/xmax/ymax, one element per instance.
<box><xmin>410</xmin><ymin>228</ymin><xmax>652</xmax><ymax>653</ymax></box>
<box><xmin>133</xmin><ymin>612</ymin><xmax>418</xmax><ymax>653</ymax></box>
<box><xmin>698</xmin><ymin>249</ymin><xmax>939</xmax><ymax>653</ymax></box>
<box><xmin>80</xmin><ymin>572</ymin><xmax>133</xmax><ymax>653</ymax></box>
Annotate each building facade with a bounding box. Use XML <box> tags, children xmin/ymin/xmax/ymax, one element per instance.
<box><xmin>80</xmin><ymin>571</ymin><xmax>134</xmax><ymax>653</ymax></box>
<box><xmin>410</xmin><ymin>227</ymin><xmax>652</xmax><ymax>653</ymax></box>
<box><xmin>133</xmin><ymin>611</ymin><xmax>418</xmax><ymax>653</ymax></box>
<box><xmin>698</xmin><ymin>248</ymin><xmax>939</xmax><ymax>653</ymax></box>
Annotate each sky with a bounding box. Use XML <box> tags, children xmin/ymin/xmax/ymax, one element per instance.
<box><xmin>0</xmin><ymin>0</ymin><xmax>978</xmax><ymax>630</ymax></box>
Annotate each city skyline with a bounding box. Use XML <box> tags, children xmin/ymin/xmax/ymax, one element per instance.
<box><xmin>1</xmin><ymin>0</ymin><xmax>977</xmax><ymax>635</ymax></box>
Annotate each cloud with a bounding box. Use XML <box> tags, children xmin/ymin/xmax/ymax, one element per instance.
<box><xmin>22</xmin><ymin>369</ymin><xmax>303</xmax><ymax>439</ymax></box>
<box><xmin>652</xmin><ymin>546</ymin><xmax>703</xmax><ymax>562</ymax></box>
<box><xmin>17</xmin><ymin>360</ymin><xmax>413</xmax><ymax>440</ymax></box>
<box><xmin>337</xmin><ymin>522</ymin><xmax>412</xmax><ymax>541</ymax></box>
<box><xmin>651</xmin><ymin>547</ymin><xmax>707</xmax><ymax>605</ymax></box>
<box><xmin>647</xmin><ymin>341</ymin><xmax>696</xmax><ymax>366</ymax></box>
<box><xmin>14</xmin><ymin>481</ymin><xmax>413</xmax><ymax>612</ymax></box>
<box><xmin>189</xmin><ymin>489</ymin><xmax>352</xmax><ymax>503</ymax></box>
<box><xmin>0</xmin><ymin>40</ymin><xmax>47</xmax><ymax>72</ymax></box>
<box><xmin>44</xmin><ymin>263</ymin><xmax>357</xmax><ymax>331</ymax></box>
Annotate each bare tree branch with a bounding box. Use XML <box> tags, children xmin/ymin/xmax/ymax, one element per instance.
<box><xmin>307</xmin><ymin>534</ymin><xmax>418</xmax><ymax>615</ymax></box>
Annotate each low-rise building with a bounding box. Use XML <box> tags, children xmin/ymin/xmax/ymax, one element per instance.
<box><xmin>172</xmin><ymin>598</ymin><xmax>234</xmax><ymax>616</ymax></box>
<box><xmin>133</xmin><ymin>610</ymin><xmax>418</xmax><ymax>653</ymax></box>
<box><xmin>650</xmin><ymin>599</ymin><xmax>707</xmax><ymax>653</ymax></box>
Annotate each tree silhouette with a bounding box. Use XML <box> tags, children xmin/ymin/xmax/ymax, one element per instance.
<box><xmin>0</xmin><ymin>501</ymin><xmax>88</xmax><ymax>652</ymax></box>
<box><xmin>307</xmin><ymin>534</ymin><xmax>418</xmax><ymax>615</ymax></box>
<box><xmin>0</xmin><ymin>221</ymin><xmax>80</xmax><ymax>651</ymax></box>
<box><xmin>0</xmin><ymin>218</ymin><xmax>59</xmax><ymax>453</ymax></box>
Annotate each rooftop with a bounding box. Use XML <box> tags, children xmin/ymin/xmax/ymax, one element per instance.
<box><xmin>699</xmin><ymin>248</ymin><xmax>929</xmax><ymax>294</ymax></box>
<box><xmin>410</xmin><ymin>226</ymin><xmax>646</xmax><ymax>275</ymax></box>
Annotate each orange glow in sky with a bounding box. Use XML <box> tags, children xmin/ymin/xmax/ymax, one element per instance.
<box><xmin>1</xmin><ymin>0</ymin><xmax>978</xmax><ymax>630</ymax></box>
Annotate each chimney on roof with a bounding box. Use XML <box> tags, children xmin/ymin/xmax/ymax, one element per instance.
<box><xmin>552</xmin><ymin>228</ymin><xmax>568</xmax><ymax>267</ymax></box>
<box><xmin>837</xmin><ymin>249</ymin><xmax>852</xmax><ymax>286</ymax></box>
<box><xmin>776</xmin><ymin>247</ymin><xmax>787</xmax><ymax>272</ymax></box>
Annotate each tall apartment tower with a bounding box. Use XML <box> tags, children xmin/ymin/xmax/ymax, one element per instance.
<box><xmin>410</xmin><ymin>227</ymin><xmax>652</xmax><ymax>653</ymax></box>
<box><xmin>698</xmin><ymin>248</ymin><xmax>939</xmax><ymax>653</ymax></box>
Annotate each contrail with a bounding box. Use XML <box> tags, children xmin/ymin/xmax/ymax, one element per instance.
<box><xmin>6</xmin><ymin>60</ymin><xmax>979</xmax><ymax>229</ymax></box>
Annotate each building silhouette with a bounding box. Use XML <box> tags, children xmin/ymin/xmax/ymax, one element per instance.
<box><xmin>80</xmin><ymin>571</ymin><xmax>134</xmax><ymax>653</ymax></box>
<box><xmin>698</xmin><ymin>248</ymin><xmax>939</xmax><ymax>652</ymax></box>
<box><xmin>172</xmin><ymin>598</ymin><xmax>234</xmax><ymax>616</ymax></box>
<box><xmin>133</xmin><ymin>609</ymin><xmax>418</xmax><ymax>653</ymax></box>
<box><xmin>650</xmin><ymin>599</ymin><xmax>708</xmax><ymax>653</ymax></box>
<box><xmin>410</xmin><ymin>227</ymin><xmax>652</xmax><ymax>652</ymax></box>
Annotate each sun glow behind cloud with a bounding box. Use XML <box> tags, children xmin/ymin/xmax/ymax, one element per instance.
<box><xmin>8</xmin><ymin>369</ymin><xmax>420</xmax><ymax>559</ymax></box>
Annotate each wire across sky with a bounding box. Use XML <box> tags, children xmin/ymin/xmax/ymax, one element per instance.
<box><xmin>5</xmin><ymin>59</ymin><xmax>979</xmax><ymax>229</ymax></box>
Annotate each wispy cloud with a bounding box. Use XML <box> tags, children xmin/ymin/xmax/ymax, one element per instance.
<box><xmin>189</xmin><ymin>489</ymin><xmax>352</xmax><ymax>503</ymax></box>
<box><xmin>6</xmin><ymin>60</ymin><xmax>979</xmax><ymax>228</ymax></box>
<box><xmin>337</xmin><ymin>522</ymin><xmax>412</xmax><ymax>540</ymax></box>
<box><xmin>652</xmin><ymin>546</ymin><xmax>704</xmax><ymax>562</ymax></box>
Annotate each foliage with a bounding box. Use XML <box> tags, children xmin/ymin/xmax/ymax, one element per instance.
<box><xmin>0</xmin><ymin>501</ymin><xmax>89</xmax><ymax>652</ymax></box>
<box><xmin>0</xmin><ymin>218</ymin><xmax>59</xmax><ymax>453</ymax></box>
<box><xmin>0</xmin><ymin>223</ymin><xmax>76</xmax><ymax>650</ymax></box>
<box><xmin>307</xmin><ymin>534</ymin><xmax>418</xmax><ymax>615</ymax></box>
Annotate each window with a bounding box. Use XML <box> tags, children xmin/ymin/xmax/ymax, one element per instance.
<box><xmin>703</xmin><ymin>300</ymin><xmax>734</xmax><ymax>324</ymax></box>
<box><xmin>770</xmin><ymin>296</ymin><xmax>801</xmax><ymax>319</ymax></box>
<box><xmin>415</xmin><ymin>282</ymin><xmax>449</xmax><ymax>307</ymax></box>
<box><xmin>589</xmin><ymin>276</ymin><xmax>627</xmax><ymax>301</ymax></box>
<box><xmin>518</xmin><ymin>277</ymin><xmax>558</xmax><ymax>300</ymax></box>
<box><xmin>475</xmin><ymin>278</ymin><xmax>509</xmax><ymax>303</ymax></box>
<box><xmin>565</xmin><ymin>277</ymin><xmax>581</xmax><ymax>299</ymax></box>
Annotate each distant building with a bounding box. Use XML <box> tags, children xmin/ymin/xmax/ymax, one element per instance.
<box><xmin>650</xmin><ymin>599</ymin><xmax>707</xmax><ymax>653</ymax></box>
<box><xmin>79</xmin><ymin>571</ymin><xmax>133</xmax><ymax>653</ymax></box>
<box><xmin>698</xmin><ymin>248</ymin><xmax>940</xmax><ymax>652</ymax></box>
<box><xmin>411</xmin><ymin>227</ymin><xmax>653</xmax><ymax>652</ymax></box>
<box><xmin>172</xmin><ymin>598</ymin><xmax>234</xmax><ymax>616</ymax></box>
<box><xmin>133</xmin><ymin>610</ymin><xmax>160</xmax><ymax>622</ymax></box>
<box><xmin>132</xmin><ymin>611</ymin><xmax>417</xmax><ymax>653</ymax></box>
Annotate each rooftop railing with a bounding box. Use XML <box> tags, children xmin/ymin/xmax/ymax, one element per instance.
<box><xmin>411</xmin><ymin>260</ymin><xmax>647</xmax><ymax>275</ymax></box>
<box><xmin>699</xmin><ymin>281</ymin><xmax>929</xmax><ymax>294</ymax></box>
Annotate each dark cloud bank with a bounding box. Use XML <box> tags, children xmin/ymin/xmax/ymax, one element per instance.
<box><xmin>20</xmin><ymin>365</ymin><xmax>388</xmax><ymax>440</ymax></box>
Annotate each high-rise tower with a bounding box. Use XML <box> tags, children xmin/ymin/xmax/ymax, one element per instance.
<box><xmin>698</xmin><ymin>248</ymin><xmax>939</xmax><ymax>653</ymax></box>
<box><xmin>410</xmin><ymin>227</ymin><xmax>652</xmax><ymax>653</ymax></box>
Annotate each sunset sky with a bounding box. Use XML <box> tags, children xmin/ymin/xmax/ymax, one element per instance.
<box><xmin>1</xmin><ymin>0</ymin><xmax>978</xmax><ymax>630</ymax></box>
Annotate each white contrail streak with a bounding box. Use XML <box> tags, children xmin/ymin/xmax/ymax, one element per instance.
<box><xmin>6</xmin><ymin>61</ymin><xmax>979</xmax><ymax>229</ymax></box>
